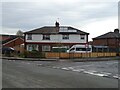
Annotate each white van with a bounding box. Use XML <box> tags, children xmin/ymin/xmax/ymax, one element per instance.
<box><xmin>67</xmin><ymin>44</ymin><xmax>92</xmax><ymax>53</ymax></box>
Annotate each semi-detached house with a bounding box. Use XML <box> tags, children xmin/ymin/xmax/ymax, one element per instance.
<box><xmin>24</xmin><ymin>22</ymin><xmax>89</xmax><ymax>52</ymax></box>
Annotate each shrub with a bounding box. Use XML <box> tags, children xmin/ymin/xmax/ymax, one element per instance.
<box><xmin>24</xmin><ymin>50</ymin><xmax>45</xmax><ymax>58</ymax></box>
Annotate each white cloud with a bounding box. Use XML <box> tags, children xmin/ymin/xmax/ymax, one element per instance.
<box><xmin>2</xmin><ymin>27</ymin><xmax>20</xmax><ymax>35</ymax></box>
<box><xmin>1</xmin><ymin>1</ymin><xmax>118</xmax><ymax>41</ymax></box>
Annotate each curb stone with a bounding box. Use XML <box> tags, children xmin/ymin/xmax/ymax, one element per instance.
<box><xmin>1</xmin><ymin>57</ymin><xmax>120</xmax><ymax>62</ymax></box>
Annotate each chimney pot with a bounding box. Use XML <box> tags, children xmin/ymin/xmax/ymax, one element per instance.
<box><xmin>55</xmin><ymin>21</ymin><xmax>59</xmax><ymax>27</ymax></box>
<box><xmin>114</xmin><ymin>29</ymin><xmax>119</xmax><ymax>33</ymax></box>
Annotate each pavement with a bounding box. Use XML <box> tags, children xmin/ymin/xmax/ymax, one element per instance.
<box><xmin>1</xmin><ymin>56</ymin><xmax>120</xmax><ymax>62</ymax></box>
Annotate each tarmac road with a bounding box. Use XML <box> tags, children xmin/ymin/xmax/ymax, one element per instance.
<box><xmin>2</xmin><ymin>59</ymin><xmax>118</xmax><ymax>88</ymax></box>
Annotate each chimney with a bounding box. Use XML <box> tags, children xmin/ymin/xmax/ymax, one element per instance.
<box><xmin>114</xmin><ymin>29</ymin><xmax>119</xmax><ymax>33</ymax></box>
<box><xmin>55</xmin><ymin>21</ymin><xmax>59</xmax><ymax>27</ymax></box>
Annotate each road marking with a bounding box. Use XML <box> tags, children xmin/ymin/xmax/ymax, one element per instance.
<box><xmin>61</xmin><ymin>67</ymin><xmax>70</xmax><ymax>70</ymax></box>
<box><xmin>113</xmin><ymin>74</ymin><xmax>120</xmax><ymax>79</ymax></box>
<box><xmin>53</xmin><ymin>66</ymin><xmax>118</xmax><ymax>79</ymax></box>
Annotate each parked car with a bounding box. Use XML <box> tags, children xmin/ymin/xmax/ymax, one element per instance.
<box><xmin>2</xmin><ymin>47</ymin><xmax>14</xmax><ymax>54</ymax></box>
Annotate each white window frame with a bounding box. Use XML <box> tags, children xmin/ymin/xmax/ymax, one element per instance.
<box><xmin>62</xmin><ymin>34</ymin><xmax>69</xmax><ymax>40</ymax></box>
<box><xmin>42</xmin><ymin>45</ymin><xmax>51</xmax><ymax>51</ymax></box>
<box><xmin>43</xmin><ymin>34</ymin><xmax>50</xmax><ymax>40</ymax></box>
<box><xmin>80</xmin><ymin>35</ymin><xmax>85</xmax><ymax>40</ymax></box>
<box><xmin>27</xmin><ymin>34</ymin><xmax>32</xmax><ymax>40</ymax></box>
<box><xmin>27</xmin><ymin>44</ymin><xmax>38</xmax><ymax>51</ymax></box>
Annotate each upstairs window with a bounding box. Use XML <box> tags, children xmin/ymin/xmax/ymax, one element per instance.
<box><xmin>27</xmin><ymin>34</ymin><xmax>32</xmax><ymax>40</ymax></box>
<box><xmin>80</xmin><ymin>35</ymin><xmax>85</xmax><ymax>40</ymax></box>
<box><xmin>62</xmin><ymin>34</ymin><xmax>69</xmax><ymax>40</ymax></box>
<box><xmin>43</xmin><ymin>34</ymin><xmax>50</xmax><ymax>40</ymax></box>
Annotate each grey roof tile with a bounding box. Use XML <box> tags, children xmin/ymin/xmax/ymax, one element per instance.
<box><xmin>24</xmin><ymin>26</ymin><xmax>89</xmax><ymax>35</ymax></box>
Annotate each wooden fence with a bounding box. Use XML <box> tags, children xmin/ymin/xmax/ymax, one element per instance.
<box><xmin>45</xmin><ymin>52</ymin><xmax>118</xmax><ymax>59</ymax></box>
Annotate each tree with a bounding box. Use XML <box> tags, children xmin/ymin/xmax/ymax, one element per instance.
<box><xmin>16</xmin><ymin>30</ymin><xmax>23</xmax><ymax>36</ymax></box>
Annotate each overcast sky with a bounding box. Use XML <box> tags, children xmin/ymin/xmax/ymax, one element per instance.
<box><xmin>1</xmin><ymin>0</ymin><xmax>119</xmax><ymax>41</ymax></box>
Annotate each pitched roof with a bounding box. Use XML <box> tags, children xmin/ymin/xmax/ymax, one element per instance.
<box><xmin>25</xmin><ymin>26</ymin><xmax>58</xmax><ymax>34</ymax></box>
<box><xmin>2</xmin><ymin>37</ymin><xmax>24</xmax><ymax>46</ymax></box>
<box><xmin>1</xmin><ymin>35</ymin><xmax>24</xmax><ymax>44</ymax></box>
<box><xmin>93</xmin><ymin>32</ymin><xmax>120</xmax><ymax>39</ymax></box>
<box><xmin>24</xmin><ymin>26</ymin><xmax>89</xmax><ymax>35</ymax></box>
<box><xmin>2</xmin><ymin>37</ymin><xmax>16</xmax><ymax>44</ymax></box>
<box><xmin>0</xmin><ymin>34</ymin><xmax>24</xmax><ymax>39</ymax></box>
<box><xmin>0</xmin><ymin>34</ymin><xmax>16</xmax><ymax>37</ymax></box>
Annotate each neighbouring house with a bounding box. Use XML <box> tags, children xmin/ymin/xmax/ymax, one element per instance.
<box><xmin>0</xmin><ymin>34</ymin><xmax>15</xmax><ymax>41</ymax></box>
<box><xmin>24</xmin><ymin>22</ymin><xmax>89</xmax><ymax>52</ymax></box>
<box><xmin>92</xmin><ymin>29</ymin><xmax>120</xmax><ymax>52</ymax></box>
<box><xmin>1</xmin><ymin>34</ymin><xmax>24</xmax><ymax>53</ymax></box>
